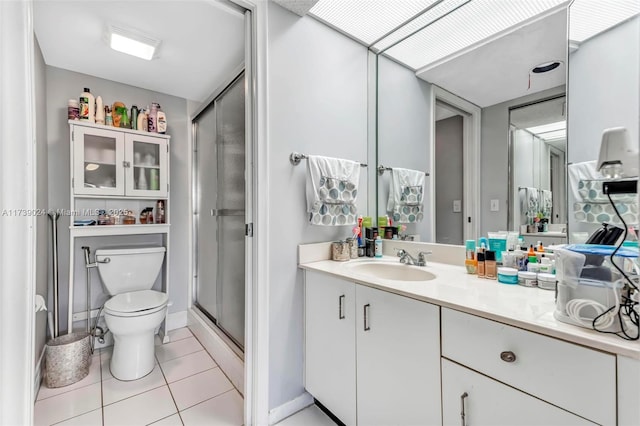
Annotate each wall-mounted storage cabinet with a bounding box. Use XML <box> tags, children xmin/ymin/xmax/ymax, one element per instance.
<box><xmin>71</xmin><ymin>121</ymin><xmax>169</xmax><ymax>198</ymax></box>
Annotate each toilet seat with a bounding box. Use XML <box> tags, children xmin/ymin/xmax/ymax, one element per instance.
<box><xmin>104</xmin><ymin>290</ymin><xmax>168</xmax><ymax>317</ymax></box>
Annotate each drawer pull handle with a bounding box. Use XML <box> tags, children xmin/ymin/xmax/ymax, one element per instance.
<box><xmin>500</xmin><ymin>351</ymin><xmax>516</xmax><ymax>363</ymax></box>
<box><xmin>364</xmin><ymin>304</ymin><xmax>370</xmax><ymax>331</ymax></box>
<box><xmin>460</xmin><ymin>392</ymin><xmax>468</xmax><ymax>426</ymax></box>
<box><xmin>338</xmin><ymin>295</ymin><xmax>345</xmax><ymax>319</ymax></box>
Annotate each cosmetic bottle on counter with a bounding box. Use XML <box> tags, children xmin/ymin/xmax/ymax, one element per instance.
<box><xmin>485</xmin><ymin>250</ymin><xmax>497</xmax><ymax>279</ymax></box>
<box><xmin>374</xmin><ymin>236</ymin><xmax>383</xmax><ymax>258</ymax></box>
<box><xmin>477</xmin><ymin>251</ymin><xmax>486</xmax><ymax>278</ymax></box>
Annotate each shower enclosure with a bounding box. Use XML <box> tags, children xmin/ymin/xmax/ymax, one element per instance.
<box><xmin>193</xmin><ymin>69</ymin><xmax>246</xmax><ymax>350</ymax></box>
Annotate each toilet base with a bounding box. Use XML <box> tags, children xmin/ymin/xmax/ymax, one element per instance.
<box><xmin>110</xmin><ymin>332</ymin><xmax>156</xmax><ymax>381</ymax></box>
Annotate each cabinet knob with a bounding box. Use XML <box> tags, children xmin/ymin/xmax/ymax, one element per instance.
<box><xmin>500</xmin><ymin>351</ymin><xmax>516</xmax><ymax>363</ymax></box>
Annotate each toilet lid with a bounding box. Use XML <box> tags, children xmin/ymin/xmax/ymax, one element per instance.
<box><xmin>105</xmin><ymin>290</ymin><xmax>168</xmax><ymax>314</ymax></box>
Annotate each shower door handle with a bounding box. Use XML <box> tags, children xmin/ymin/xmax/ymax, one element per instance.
<box><xmin>210</xmin><ymin>209</ymin><xmax>245</xmax><ymax>217</ymax></box>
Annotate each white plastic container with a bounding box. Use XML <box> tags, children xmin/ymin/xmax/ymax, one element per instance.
<box><xmin>79</xmin><ymin>88</ymin><xmax>95</xmax><ymax>123</ymax></box>
<box><xmin>95</xmin><ymin>96</ymin><xmax>105</xmax><ymax>124</ymax></box>
<box><xmin>518</xmin><ymin>271</ymin><xmax>537</xmax><ymax>287</ymax></box>
<box><xmin>497</xmin><ymin>267</ymin><xmax>518</xmax><ymax>285</ymax></box>
<box><xmin>157</xmin><ymin>106</ymin><xmax>166</xmax><ymax>134</ymax></box>
<box><xmin>537</xmin><ymin>273</ymin><xmax>557</xmax><ymax>290</ymax></box>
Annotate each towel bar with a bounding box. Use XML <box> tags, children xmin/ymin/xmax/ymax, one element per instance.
<box><xmin>289</xmin><ymin>152</ymin><xmax>367</xmax><ymax>167</ymax></box>
<box><xmin>377</xmin><ymin>164</ymin><xmax>429</xmax><ymax>176</ymax></box>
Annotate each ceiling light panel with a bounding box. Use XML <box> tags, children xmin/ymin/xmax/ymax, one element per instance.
<box><xmin>526</xmin><ymin>121</ymin><xmax>566</xmax><ymax>134</ymax></box>
<box><xmin>569</xmin><ymin>0</ymin><xmax>639</xmax><ymax>43</ymax></box>
<box><xmin>107</xmin><ymin>25</ymin><xmax>161</xmax><ymax>60</ymax></box>
<box><xmin>372</xmin><ymin>0</ymin><xmax>470</xmax><ymax>53</ymax></box>
<box><xmin>384</xmin><ymin>0</ymin><xmax>569</xmax><ymax>71</ymax></box>
<box><xmin>536</xmin><ymin>129</ymin><xmax>566</xmax><ymax>141</ymax></box>
<box><xmin>309</xmin><ymin>0</ymin><xmax>441</xmax><ymax>46</ymax></box>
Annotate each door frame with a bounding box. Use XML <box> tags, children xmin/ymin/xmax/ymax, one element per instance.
<box><xmin>429</xmin><ymin>85</ymin><xmax>481</xmax><ymax>242</ymax></box>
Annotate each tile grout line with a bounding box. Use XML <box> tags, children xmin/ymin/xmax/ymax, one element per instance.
<box><xmin>178</xmin><ymin>388</ymin><xmax>238</xmax><ymax>417</ymax></box>
<box><xmin>155</xmin><ymin>353</ymin><xmax>184</xmax><ymax>425</ymax></box>
<box><xmin>188</xmin><ymin>333</ymin><xmax>243</xmax><ymax>398</ymax></box>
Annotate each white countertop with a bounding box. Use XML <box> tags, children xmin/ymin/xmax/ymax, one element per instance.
<box><xmin>300</xmin><ymin>256</ymin><xmax>640</xmax><ymax>359</ymax></box>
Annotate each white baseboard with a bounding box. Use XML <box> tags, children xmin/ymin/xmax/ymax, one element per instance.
<box><xmin>167</xmin><ymin>310</ymin><xmax>188</xmax><ymax>331</ymax></box>
<box><xmin>268</xmin><ymin>392</ymin><xmax>314</xmax><ymax>425</ymax></box>
<box><xmin>187</xmin><ymin>309</ymin><xmax>244</xmax><ymax>393</ymax></box>
<box><xmin>33</xmin><ymin>347</ymin><xmax>46</xmax><ymax>401</ymax></box>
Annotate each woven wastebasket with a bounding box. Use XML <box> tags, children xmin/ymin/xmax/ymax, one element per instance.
<box><xmin>44</xmin><ymin>332</ymin><xmax>91</xmax><ymax>388</ymax></box>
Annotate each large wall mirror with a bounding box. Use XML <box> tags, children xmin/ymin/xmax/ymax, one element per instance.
<box><xmin>368</xmin><ymin>0</ymin><xmax>638</xmax><ymax>246</ymax></box>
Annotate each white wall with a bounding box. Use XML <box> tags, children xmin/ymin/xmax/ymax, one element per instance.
<box><xmin>266</xmin><ymin>2</ymin><xmax>369</xmax><ymax>411</ymax></box>
<box><xmin>567</xmin><ymin>17</ymin><xmax>639</xmax><ymax>236</ymax></box>
<box><xmin>45</xmin><ymin>66</ymin><xmax>192</xmax><ymax>333</ymax></box>
<box><xmin>377</xmin><ymin>55</ymin><xmax>432</xmax><ymax>240</ymax></box>
<box><xmin>34</xmin><ymin>38</ymin><xmax>49</xmax><ymax>365</ymax></box>
<box><xmin>568</xmin><ymin>17</ymin><xmax>639</xmax><ymax>165</ymax></box>
<box><xmin>480</xmin><ymin>85</ymin><xmax>565</xmax><ymax>235</ymax></box>
<box><xmin>435</xmin><ymin>115</ymin><xmax>464</xmax><ymax>245</ymax></box>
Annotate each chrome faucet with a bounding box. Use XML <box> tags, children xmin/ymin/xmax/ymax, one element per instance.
<box><xmin>396</xmin><ymin>249</ymin><xmax>432</xmax><ymax>267</ymax></box>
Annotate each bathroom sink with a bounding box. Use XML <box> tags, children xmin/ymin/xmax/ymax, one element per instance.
<box><xmin>346</xmin><ymin>261</ymin><xmax>436</xmax><ymax>282</ymax></box>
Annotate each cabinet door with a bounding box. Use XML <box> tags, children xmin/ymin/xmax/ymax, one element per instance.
<box><xmin>125</xmin><ymin>134</ymin><xmax>168</xmax><ymax>198</ymax></box>
<box><xmin>305</xmin><ymin>271</ymin><xmax>356</xmax><ymax>426</ymax></box>
<box><xmin>355</xmin><ymin>285</ymin><xmax>440</xmax><ymax>426</ymax></box>
<box><xmin>72</xmin><ymin>126</ymin><xmax>125</xmax><ymax>196</ymax></box>
<box><xmin>442</xmin><ymin>359</ymin><xmax>595</xmax><ymax>426</ymax></box>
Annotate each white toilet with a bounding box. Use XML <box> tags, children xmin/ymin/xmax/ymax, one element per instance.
<box><xmin>95</xmin><ymin>246</ymin><xmax>168</xmax><ymax>381</ymax></box>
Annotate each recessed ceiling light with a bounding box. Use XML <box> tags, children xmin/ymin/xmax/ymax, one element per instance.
<box><xmin>532</xmin><ymin>61</ymin><xmax>562</xmax><ymax>73</ymax></box>
<box><xmin>106</xmin><ymin>25</ymin><xmax>161</xmax><ymax>60</ymax></box>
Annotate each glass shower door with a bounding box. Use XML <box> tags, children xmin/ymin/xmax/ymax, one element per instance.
<box><xmin>195</xmin><ymin>72</ymin><xmax>246</xmax><ymax>349</ymax></box>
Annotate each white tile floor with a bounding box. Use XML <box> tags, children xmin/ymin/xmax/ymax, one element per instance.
<box><xmin>34</xmin><ymin>328</ymin><xmax>243</xmax><ymax>426</ymax></box>
<box><xmin>35</xmin><ymin>326</ymin><xmax>336</xmax><ymax>426</ymax></box>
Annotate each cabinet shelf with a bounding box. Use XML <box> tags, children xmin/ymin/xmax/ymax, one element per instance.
<box><xmin>69</xmin><ymin>223</ymin><xmax>170</xmax><ymax>237</ymax></box>
<box><xmin>69</xmin><ymin>119</ymin><xmax>171</xmax><ymax>140</ymax></box>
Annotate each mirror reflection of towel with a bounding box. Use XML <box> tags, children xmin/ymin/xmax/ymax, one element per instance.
<box><xmin>519</xmin><ymin>187</ymin><xmax>539</xmax><ymax>217</ymax></box>
<box><xmin>387</xmin><ymin>167</ymin><xmax>425</xmax><ymax>223</ymax></box>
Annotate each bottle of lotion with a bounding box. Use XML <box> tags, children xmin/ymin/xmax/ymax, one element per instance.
<box><xmin>79</xmin><ymin>88</ymin><xmax>95</xmax><ymax>122</ymax></box>
<box><xmin>374</xmin><ymin>236</ymin><xmax>383</xmax><ymax>258</ymax></box>
<box><xmin>157</xmin><ymin>105</ymin><xmax>166</xmax><ymax>134</ymax></box>
<box><xmin>148</xmin><ymin>103</ymin><xmax>159</xmax><ymax>133</ymax></box>
<box><xmin>95</xmin><ymin>96</ymin><xmax>105</xmax><ymax>124</ymax></box>
<box><xmin>137</xmin><ymin>107</ymin><xmax>148</xmax><ymax>132</ymax></box>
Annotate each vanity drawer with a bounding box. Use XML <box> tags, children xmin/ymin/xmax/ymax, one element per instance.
<box><xmin>441</xmin><ymin>308</ymin><xmax>616</xmax><ymax>425</ymax></box>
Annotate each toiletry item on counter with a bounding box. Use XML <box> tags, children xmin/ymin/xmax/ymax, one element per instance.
<box><xmin>477</xmin><ymin>251</ymin><xmax>486</xmax><ymax>278</ymax></box>
<box><xmin>95</xmin><ymin>96</ymin><xmax>105</xmax><ymax>124</ymax></box>
<box><xmin>537</xmin><ymin>241</ymin><xmax>544</xmax><ymax>252</ymax></box>
<box><xmin>501</xmin><ymin>251</ymin><xmax>517</xmax><ymax>268</ymax></box>
<box><xmin>119</xmin><ymin>106</ymin><xmax>130</xmax><ymax>128</ymax></box>
<box><xmin>68</xmin><ymin>99</ymin><xmax>79</xmax><ymax>120</ymax></box>
<box><xmin>122</xmin><ymin>210</ymin><xmax>136</xmax><ymax>225</ymax></box>
<box><xmin>497</xmin><ymin>267</ymin><xmax>518</xmax><ymax>284</ymax></box>
<box><xmin>366</xmin><ymin>239</ymin><xmax>375</xmax><ymax>257</ymax></box>
<box><xmin>518</xmin><ymin>271</ymin><xmax>538</xmax><ymax>287</ymax></box>
<box><xmin>157</xmin><ymin>105</ymin><xmax>166</xmax><ymax>134</ymax></box>
<box><xmin>539</xmin><ymin>256</ymin><xmax>552</xmax><ymax>273</ymax></box>
<box><xmin>139</xmin><ymin>207</ymin><xmax>154</xmax><ymax>224</ymax></box>
<box><xmin>155</xmin><ymin>200</ymin><xmax>165</xmax><ymax>224</ymax></box>
<box><xmin>374</xmin><ymin>236</ymin><xmax>383</xmax><ymax>258</ymax></box>
<box><xmin>488</xmin><ymin>232</ymin><xmax>507</xmax><ymax>262</ymax></box>
<box><xmin>465</xmin><ymin>259</ymin><xmax>477</xmax><ymax>274</ymax></box>
<box><xmin>331</xmin><ymin>240</ymin><xmax>350</xmax><ymax>261</ymax></box>
<box><xmin>112</xmin><ymin>102</ymin><xmax>125</xmax><ymax>127</ymax></box>
<box><xmin>485</xmin><ymin>250</ymin><xmax>497</xmax><ymax>279</ymax></box>
<box><xmin>465</xmin><ymin>240</ymin><xmax>476</xmax><ymax>260</ymax></box>
<box><xmin>79</xmin><ymin>88</ymin><xmax>95</xmax><ymax>122</ymax></box>
<box><xmin>527</xmin><ymin>256</ymin><xmax>540</xmax><ymax>273</ymax></box>
<box><xmin>537</xmin><ymin>273</ymin><xmax>556</xmax><ymax>290</ymax></box>
<box><xmin>346</xmin><ymin>237</ymin><xmax>358</xmax><ymax>259</ymax></box>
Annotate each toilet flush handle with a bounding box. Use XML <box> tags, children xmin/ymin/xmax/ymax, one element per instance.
<box><xmin>97</xmin><ymin>257</ymin><xmax>111</xmax><ymax>264</ymax></box>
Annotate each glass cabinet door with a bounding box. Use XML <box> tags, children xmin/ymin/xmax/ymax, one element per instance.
<box><xmin>125</xmin><ymin>134</ymin><xmax>168</xmax><ymax>198</ymax></box>
<box><xmin>73</xmin><ymin>126</ymin><xmax>125</xmax><ymax>196</ymax></box>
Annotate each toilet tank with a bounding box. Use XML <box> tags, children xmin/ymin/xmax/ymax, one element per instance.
<box><xmin>95</xmin><ymin>246</ymin><xmax>166</xmax><ymax>295</ymax></box>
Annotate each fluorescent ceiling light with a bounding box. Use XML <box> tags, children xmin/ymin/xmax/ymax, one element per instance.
<box><xmin>107</xmin><ymin>25</ymin><xmax>160</xmax><ymax>60</ymax></box>
<box><xmin>569</xmin><ymin>0</ymin><xmax>639</xmax><ymax>43</ymax></box>
<box><xmin>526</xmin><ymin>121</ymin><xmax>566</xmax><ymax>134</ymax></box>
<box><xmin>309</xmin><ymin>0</ymin><xmax>441</xmax><ymax>46</ymax></box>
<box><xmin>526</xmin><ymin>121</ymin><xmax>566</xmax><ymax>141</ymax></box>
<box><xmin>383</xmin><ymin>0</ymin><xmax>568</xmax><ymax>70</ymax></box>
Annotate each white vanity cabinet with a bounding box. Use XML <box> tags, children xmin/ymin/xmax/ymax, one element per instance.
<box><xmin>441</xmin><ymin>308</ymin><xmax>616</xmax><ymax>425</ymax></box>
<box><xmin>304</xmin><ymin>271</ymin><xmax>441</xmax><ymax>425</ymax></box>
<box><xmin>71</xmin><ymin>121</ymin><xmax>169</xmax><ymax>198</ymax></box>
<box><xmin>441</xmin><ymin>359</ymin><xmax>594</xmax><ymax>425</ymax></box>
<box><xmin>355</xmin><ymin>284</ymin><xmax>440</xmax><ymax>426</ymax></box>
<box><xmin>305</xmin><ymin>271</ymin><xmax>357</xmax><ymax>425</ymax></box>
